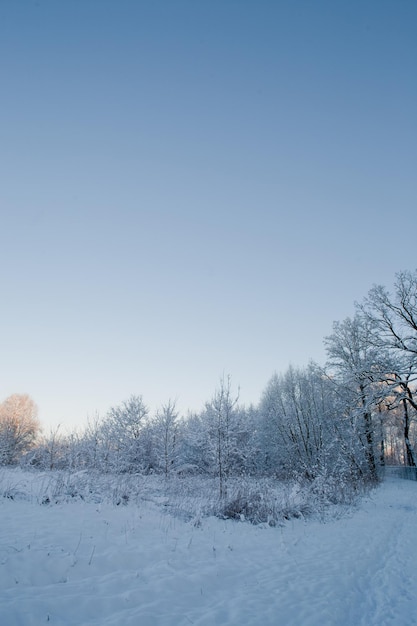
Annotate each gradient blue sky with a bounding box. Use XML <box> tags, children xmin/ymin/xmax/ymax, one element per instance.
<box><xmin>1</xmin><ymin>0</ymin><xmax>416</xmax><ymax>431</ymax></box>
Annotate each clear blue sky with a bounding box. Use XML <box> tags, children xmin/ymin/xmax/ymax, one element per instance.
<box><xmin>1</xmin><ymin>0</ymin><xmax>416</xmax><ymax>431</ymax></box>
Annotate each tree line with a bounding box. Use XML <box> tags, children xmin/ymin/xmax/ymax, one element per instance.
<box><xmin>1</xmin><ymin>269</ymin><xmax>416</xmax><ymax>494</ymax></box>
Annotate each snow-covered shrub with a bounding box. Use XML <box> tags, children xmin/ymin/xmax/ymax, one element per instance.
<box><xmin>220</xmin><ymin>486</ymin><xmax>278</xmax><ymax>525</ymax></box>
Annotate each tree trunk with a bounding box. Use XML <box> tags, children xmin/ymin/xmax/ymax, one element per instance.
<box><xmin>402</xmin><ymin>399</ymin><xmax>416</xmax><ymax>467</ymax></box>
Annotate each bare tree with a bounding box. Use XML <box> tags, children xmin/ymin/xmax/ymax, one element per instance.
<box><xmin>324</xmin><ymin>315</ymin><xmax>388</xmax><ymax>481</ymax></box>
<box><xmin>38</xmin><ymin>424</ymin><xmax>63</xmax><ymax>470</ymax></box>
<box><xmin>360</xmin><ymin>270</ymin><xmax>417</xmax><ymax>466</ymax></box>
<box><xmin>0</xmin><ymin>394</ymin><xmax>40</xmax><ymax>465</ymax></box>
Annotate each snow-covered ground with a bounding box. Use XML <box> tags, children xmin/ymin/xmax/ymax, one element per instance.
<box><xmin>0</xmin><ymin>471</ymin><xmax>416</xmax><ymax>626</ymax></box>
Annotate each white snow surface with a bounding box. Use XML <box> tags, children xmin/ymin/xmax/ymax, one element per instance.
<box><xmin>0</xmin><ymin>471</ymin><xmax>416</xmax><ymax>626</ymax></box>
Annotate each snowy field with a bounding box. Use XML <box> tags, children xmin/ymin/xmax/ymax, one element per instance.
<box><xmin>0</xmin><ymin>470</ymin><xmax>416</xmax><ymax>626</ymax></box>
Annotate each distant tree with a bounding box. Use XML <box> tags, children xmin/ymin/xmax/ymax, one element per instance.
<box><xmin>24</xmin><ymin>425</ymin><xmax>81</xmax><ymax>471</ymax></box>
<box><xmin>229</xmin><ymin>403</ymin><xmax>259</xmax><ymax>476</ymax></box>
<box><xmin>181</xmin><ymin>411</ymin><xmax>212</xmax><ymax>474</ymax></box>
<box><xmin>0</xmin><ymin>394</ymin><xmax>40</xmax><ymax>465</ymax></box>
<box><xmin>103</xmin><ymin>395</ymin><xmax>149</xmax><ymax>472</ymax></box>
<box><xmin>33</xmin><ymin>425</ymin><xmax>64</xmax><ymax>470</ymax></box>
<box><xmin>152</xmin><ymin>399</ymin><xmax>180</xmax><ymax>477</ymax></box>
<box><xmin>77</xmin><ymin>413</ymin><xmax>108</xmax><ymax>471</ymax></box>
<box><xmin>205</xmin><ymin>375</ymin><xmax>240</xmax><ymax>498</ymax></box>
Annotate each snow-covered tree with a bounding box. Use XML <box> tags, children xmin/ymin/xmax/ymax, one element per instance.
<box><xmin>324</xmin><ymin>315</ymin><xmax>389</xmax><ymax>480</ymax></box>
<box><xmin>151</xmin><ymin>400</ymin><xmax>180</xmax><ymax>477</ymax></box>
<box><xmin>0</xmin><ymin>394</ymin><xmax>40</xmax><ymax>465</ymax></box>
<box><xmin>75</xmin><ymin>414</ymin><xmax>107</xmax><ymax>470</ymax></box>
<box><xmin>102</xmin><ymin>395</ymin><xmax>149</xmax><ymax>472</ymax></box>
<box><xmin>180</xmin><ymin>411</ymin><xmax>212</xmax><ymax>474</ymax></box>
<box><xmin>204</xmin><ymin>375</ymin><xmax>241</xmax><ymax>497</ymax></box>
<box><xmin>359</xmin><ymin>270</ymin><xmax>417</xmax><ymax>466</ymax></box>
<box><xmin>259</xmin><ymin>363</ymin><xmax>337</xmax><ymax>479</ymax></box>
<box><xmin>27</xmin><ymin>425</ymin><xmax>65</xmax><ymax>470</ymax></box>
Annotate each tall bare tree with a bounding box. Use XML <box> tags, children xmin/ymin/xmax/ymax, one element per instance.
<box><xmin>360</xmin><ymin>270</ymin><xmax>417</xmax><ymax>466</ymax></box>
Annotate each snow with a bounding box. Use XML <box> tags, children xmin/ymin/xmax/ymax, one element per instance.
<box><xmin>0</xmin><ymin>471</ymin><xmax>416</xmax><ymax>626</ymax></box>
